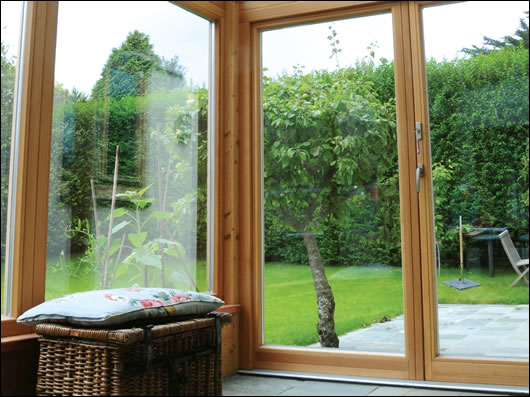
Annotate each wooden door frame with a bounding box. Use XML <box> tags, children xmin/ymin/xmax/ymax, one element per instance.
<box><xmin>238</xmin><ymin>0</ymin><xmax>425</xmax><ymax>380</ymax></box>
<box><xmin>408</xmin><ymin>0</ymin><xmax>529</xmax><ymax>386</ymax></box>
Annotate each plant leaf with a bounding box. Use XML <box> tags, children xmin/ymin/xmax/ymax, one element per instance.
<box><xmin>111</xmin><ymin>220</ymin><xmax>130</xmax><ymax>234</ymax></box>
<box><xmin>128</xmin><ymin>232</ymin><xmax>147</xmax><ymax>248</ymax></box>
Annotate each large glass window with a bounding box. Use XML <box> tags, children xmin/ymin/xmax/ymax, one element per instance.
<box><xmin>46</xmin><ymin>1</ymin><xmax>214</xmax><ymax>300</ymax></box>
<box><xmin>1</xmin><ymin>1</ymin><xmax>24</xmax><ymax>316</ymax></box>
<box><xmin>262</xmin><ymin>13</ymin><xmax>404</xmax><ymax>353</ymax></box>
<box><xmin>423</xmin><ymin>1</ymin><xmax>529</xmax><ymax>359</ymax></box>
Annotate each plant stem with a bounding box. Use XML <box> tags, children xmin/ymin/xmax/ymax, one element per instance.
<box><xmin>109</xmin><ymin>233</ymin><xmax>126</xmax><ymax>288</ymax></box>
<box><xmin>156</xmin><ymin>124</ymin><xmax>166</xmax><ymax>287</ymax></box>
<box><xmin>90</xmin><ymin>179</ymin><xmax>101</xmax><ymax>275</ymax></box>
<box><xmin>101</xmin><ymin>145</ymin><xmax>120</xmax><ymax>289</ymax></box>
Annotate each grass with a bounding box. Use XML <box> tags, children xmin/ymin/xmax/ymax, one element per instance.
<box><xmin>1</xmin><ymin>257</ymin><xmax>208</xmax><ymax>312</ymax></box>
<box><xmin>264</xmin><ymin>263</ymin><xmax>529</xmax><ymax>346</ymax></box>
<box><xmin>43</xmin><ymin>256</ymin><xmax>209</xmax><ymax>301</ymax></box>
<box><xmin>264</xmin><ymin>263</ymin><xmax>404</xmax><ymax>346</ymax></box>
<box><xmin>437</xmin><ymin>267</ymin><xmax>529</xmax><ymax>305</ymax></box>
<box><xmin>3</xmin><ymin>258</ymin><xmax>528</xmax><ymax>345</ymax></box>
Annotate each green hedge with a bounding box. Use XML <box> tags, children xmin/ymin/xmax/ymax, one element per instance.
<box><xmin>264</xmin><ymin>46</ymin><xmax>529</xmax><ymax>268</ymax></box>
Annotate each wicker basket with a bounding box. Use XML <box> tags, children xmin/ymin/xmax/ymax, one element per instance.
<box><xmin>35</xmin><ymin>312</ymin><xmax>231</xmax><ymax>396</ymax></box>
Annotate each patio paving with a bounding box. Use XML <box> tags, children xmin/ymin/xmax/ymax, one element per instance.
<box><xmin>309</xmin><ymin>304</ymin><xmax>529</xmax><ymax>359</ymax></box>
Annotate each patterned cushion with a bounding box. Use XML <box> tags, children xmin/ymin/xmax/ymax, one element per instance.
<box><xmin>17</xmin><ymin>288</ymin><xmax>224</xmax><ymax>327</ymax></box>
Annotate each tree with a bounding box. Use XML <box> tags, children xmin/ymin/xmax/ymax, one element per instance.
<box><xmin>263</xmin><ymin>67</ymin><xmax>396</xmax><ymax>347</ymax></box>
<box><xmin>91</xmin><ymin>30</ymin><xmax>163</xmax><ymax>99</ymax></box>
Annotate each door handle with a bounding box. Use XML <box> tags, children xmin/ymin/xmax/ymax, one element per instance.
<box><xmin>416</xmin><ymin>164</ymin><xmax>424</xmax><ymax>193</ymax></box>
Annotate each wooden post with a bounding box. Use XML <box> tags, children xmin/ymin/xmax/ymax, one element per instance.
<box><xmin>460</xmin><ymin>216</ymin><xmax>464</xmax><ymax>283</ymax></box>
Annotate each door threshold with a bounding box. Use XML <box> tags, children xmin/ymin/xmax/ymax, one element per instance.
<box><xmin>237</xmin><ymin>369</ymin><xmax>529</xmax><ymax>395</ymax></box>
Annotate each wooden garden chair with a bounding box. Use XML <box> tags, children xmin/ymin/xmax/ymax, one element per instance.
<box><xmin>498</xmin><ymin>229</ymin><xmax>529</xmax><ymax>287</ymax></box>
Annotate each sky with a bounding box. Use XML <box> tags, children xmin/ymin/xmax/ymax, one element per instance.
<box><xmin>1</xmin><ymin>1</ymin><xmax>529</xmax><ymax>94</ymax></box>
<box><xmin>263</xmin><ymin>1</ymin><xmax>529</xmax><ymax>77</ymax></box>
<box><xmin>1</xmin><ymin>1</ymin><xmax>211</xmax><ymax>94</ymax></box>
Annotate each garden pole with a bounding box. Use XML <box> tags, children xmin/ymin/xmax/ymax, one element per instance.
<box><xmin>460</xmin><ymin>216</ymin><xmax>464</xmax><ymax>283</ymax></box>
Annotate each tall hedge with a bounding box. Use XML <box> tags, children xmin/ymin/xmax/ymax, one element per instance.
<box><xmin>428</xmin><ymin>46</ymin><xmax>529</xmax><ymax>265</ymax></box>
<box><xmin>264</xmin><ymin>46</ymin><xmax>529</xmax><ymax>268</ymax></box>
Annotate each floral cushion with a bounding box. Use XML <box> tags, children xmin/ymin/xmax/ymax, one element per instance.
<box><xmin>17</xmin><ymin>288</ymin><xmax>224</xmax><ymax>327</ymax></box>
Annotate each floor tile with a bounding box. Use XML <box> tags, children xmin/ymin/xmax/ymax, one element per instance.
<box><xmin>278</xmin><ymin>380</ymin><xmax>376</xmax><ymax>396</ymax></box>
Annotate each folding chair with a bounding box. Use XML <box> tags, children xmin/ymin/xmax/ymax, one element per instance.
<box><xmin>498</xmin><ymin>229</ymin><xmax>529</xmax><ymax>287</ymax></box>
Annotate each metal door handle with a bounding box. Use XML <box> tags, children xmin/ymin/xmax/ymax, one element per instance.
<box><xmin>416</xmin><ymin>164</ymin><xmax>424</xmax><ymax>193</ymax></box>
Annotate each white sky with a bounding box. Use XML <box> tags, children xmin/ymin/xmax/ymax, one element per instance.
<box><xmin>263</xmin><ymin>1</ymin><xmax>529</xmax><ymax>77</ymax></box>
<box><xmin>1</xmin><ymin>1</ymin><xmax>529</xmax><ymax>93</ymax></box>
<box><xmin>1</xmin><ymin>1</ymin><xmax>211</xmax><ymax>94</ymax></box>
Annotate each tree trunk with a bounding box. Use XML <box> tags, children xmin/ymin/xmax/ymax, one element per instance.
<box><xmin>302</xmin><ymin>232</ymin><xmax>339</xmax><ymax>348</ymax></box>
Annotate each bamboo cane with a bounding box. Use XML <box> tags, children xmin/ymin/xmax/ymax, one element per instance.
<box><xmin>101</xmin><ymin>145</ymin><xmax>120</xmax><ymax>289</ymax></box>
<box><xmin>460</xmin><ymin>216</ymin><xmax>464</xmax><ymax>283</ymax></box>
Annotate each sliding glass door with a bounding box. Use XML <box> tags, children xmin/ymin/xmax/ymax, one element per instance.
<box><xmin>241</xmin><ymin>0</ymin><xmax>529</xmax><ymax>385</ymax></box>
<box><xmin>410</xmin><ymin>0</ymin><xmax>529</xmax><ymax>385</ymax></box>
<box><xmin>242</xmin><ymin>1</ymin><xmax>425</xmax><ymax>380</ymax></box>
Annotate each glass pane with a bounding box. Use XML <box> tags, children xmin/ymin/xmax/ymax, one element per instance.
<box><xmin>1</xmin><ymin>1</ymin><xmax>24</xmax><ymax>317</ymax></box>
<box><xmin>423</xmin><ymin>1</ymin><xmax>529</xmax><ymax>359</ymax></box>
<box><xmin>46</xmin><ymin>2</ymin><xmax>213</xmax><ymax>300</ymax></box>
<box><xmin>262</xmin><ymin>13</ymin><xmax>405</xmax><ymax>353</ymax></box>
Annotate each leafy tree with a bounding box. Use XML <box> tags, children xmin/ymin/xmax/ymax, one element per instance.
<box><xmin>91</xmin><ymin>30</ymin><xmax>163</xmax><ymax>99</ymax></box>
<box><xmin>263</xmin><ymin>67</ymin><xmax>396</xmax><ymax>347</ymax></box>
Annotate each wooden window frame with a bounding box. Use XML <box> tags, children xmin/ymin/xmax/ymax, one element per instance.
<box><xmin>2</xmin><ymin>0</ymin><xmax>528</xmax><ymax>388</ymax></box>
<box><xmin>238</xmin><ymin>0</ymin><xmax>424</xmax><ymax>380</ymax></box>
<box><xmin>237</xmin><ymin>0</ymin><xmax>529</xmax><ymax>387</ymax></box>
<box><xmin>1</xmin><ymin>0</ymin><xmax>240</xmax><ymax>340</ymax></box>
<box><xmin>408</xmin><ymin>0</ymin><xmax>529</xmax><ymax>387</ymax></box>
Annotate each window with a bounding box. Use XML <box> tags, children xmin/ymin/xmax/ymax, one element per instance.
<box><xmin>261</xmin><ymin>13</ymin><xmax>404</xmax><ymax>353</ymax></box>
<box><xmin>45</xmin><ymin>1</ymin><xmax>215</xmax><ymax>299</ymax></box>
<box><xmin>1</xmin><ymin>1</ymin><xmax>224</xmax><ymax>339</ymax></box>
<box><xmin>1</xmin><ymin>0</ymin><xmax>25</xmax><ymax>317</ymax></box>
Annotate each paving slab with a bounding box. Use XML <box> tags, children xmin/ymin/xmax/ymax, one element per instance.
<box><xmin>307</xmin><ymin>304</ymin><xmax>529</xmax><ymax>359</ymax></box>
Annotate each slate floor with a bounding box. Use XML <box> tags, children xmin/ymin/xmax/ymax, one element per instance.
<box><xmin>223</xmin><ymin>373</ymin><xmax>528</xmax><ymax>396</ymax></box>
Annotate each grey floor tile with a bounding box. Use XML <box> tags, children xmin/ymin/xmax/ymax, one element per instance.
<box><xmin>366</xmin><ymin>386</ymin><xmax>414</xmax><ymax>396</ymax></box>
<box><xmin>223</xmin><ymin>375</ymin><xmax>521</xmax><ymax>396</ymax></box>
<box><xmin>278</xmin><ymin>380</ymin><xmax>376</xmax><ymax>396</ymax></box>
<box><xmin>223</xmin><ymin>375</ymin><xmax>300</xmax><ymax>396</ymax></box>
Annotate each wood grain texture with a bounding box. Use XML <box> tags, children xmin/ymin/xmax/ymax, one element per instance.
<box><xmin>392</xmin><ymin>0</ymin><xmax>425</xmax><ymax>381</ymax></box>
<box><xmin>240</xmin><ymin>1</ymin><xmax>386</xmax><ymax>22</ymax></box>
<box><xmin>4</xmin><ymin>2</ymin><xmax>58</xmax><ymax>335</ymax></box>
<box><xmin>238</xmin><ymin>19</ymin><xmax>256</xmax><ymax>370</ymax></box>
<box><xmin>408</xmin><ymin>0</ymin><xmax>529</xmax><ymax>387</ymax></box>
<box><xmin>222</xmin><ymin>313</ymin><xmax>240</xmax><ymax>377</ymax></box>
<box><xmin>222</xmin><ymin>1</ymin><xmax>240</xmax><ymax>305</ymax></box>
<box><xmin>176</xmin><ymin>1</ymin><xmax>225</xmax><ymax>20</ymax></box>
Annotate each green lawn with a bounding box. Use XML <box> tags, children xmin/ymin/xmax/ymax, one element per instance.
<box><xmin>43</xmin><ymin>257</ymin><xmax>209</xmax><ymax>301</ymax></box>
<box><xmin>0</xmin><ymin>257</ymin><xmax>209</xmax><ymax>307</ymax></box>
<box><xmin>3</xmin><ymin>259</ymin><xmax>527</xmax><ymax>346</ymax></box>
<box><xmin>437</xmin><ymin>267</ymin><xmax>529</xmax><ymax>305</ymax></box>
<box><xmin>264</xmin><ymin>263</ymin><xmax>529</xmax><ymax>346</ymax></box>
